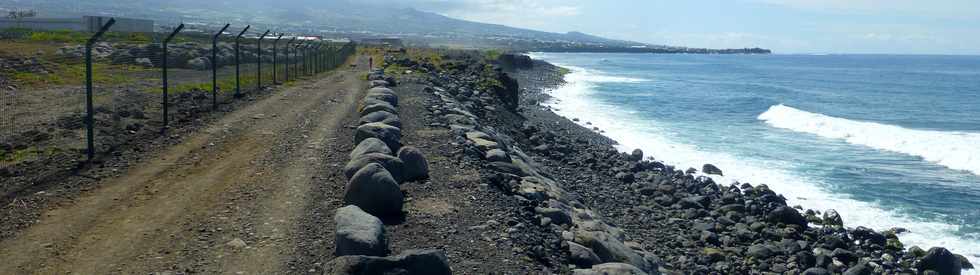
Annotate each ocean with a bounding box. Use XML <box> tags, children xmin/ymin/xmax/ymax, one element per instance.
<box><xmin>530</xmin><ymin>52</ymin><xmax>980</xmax><ymax>269</ymax></box>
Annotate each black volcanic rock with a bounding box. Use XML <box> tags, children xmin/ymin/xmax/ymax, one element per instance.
<box><xmin>915</xmin><ymin>247</ymin><xmax>963</xmax><ymax>275</ymax></box>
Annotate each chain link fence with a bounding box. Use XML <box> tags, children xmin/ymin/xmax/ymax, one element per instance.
<box><xmin>0</xmin><ymin>21</ymin><xmax>355</xmax><ymax>198</ymax></box>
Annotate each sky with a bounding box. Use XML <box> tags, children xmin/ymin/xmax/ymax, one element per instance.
<box><xmin>381</xmin><ymin>0</ymin><xmax>980</xmax><ymax>55</ymax></box>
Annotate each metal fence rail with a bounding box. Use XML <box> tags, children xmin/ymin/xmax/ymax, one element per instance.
<box><xmin>0</xmin><ymin>20</ymin><xmax>356</xmax><ymax>198</ymax></box>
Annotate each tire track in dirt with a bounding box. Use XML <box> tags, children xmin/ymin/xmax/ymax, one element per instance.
<box><xmin>0</xmin><ymin>57</ymin><xmax>368</xmax><ymax>274</ymax></box>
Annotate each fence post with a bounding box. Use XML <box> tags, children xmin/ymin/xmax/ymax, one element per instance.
<box><xmin>317</xmin><ymin>43</ymin><xmax>324</xmax><ymax>73</ymax></box>
<box><xmin>212</xmin><ymin>24</ymin><xmax>230</xmax><ymax>111</ymax></box>
<box><xmin>273</xmin><ymin>34</ymin><xmax>283</xmax><ymax>84</ymax></box>
<box><xmin>297</xmin><ymin>43</ymin><xmax>303</xmax><ymax>77</ymax></box>
<box><xmin>84</xmin><ymin>18</ymin><xmax>115</xmax><ymax>162</ymax></box>
<box><xmin>311</xmin><ymin>44</ymin><xmax>318</xmax><ymax>74</ymax></box>
<box><xmin>285</xmin><ymin>37</ymin><xmax>296</xmax><ymax>82</ymax></box>
<box><xmin>302</xmin><ymin>44</ymin><xmax>308</xmax><ymax>76</ymax></box>
<box><xmin>257</xmin><ymin>30</ymin><xmax>269</xmax><ymax>90</ymax></box>
<box><xmin>291</xmin><ymin>42</ymin><xmax>297</xmax><ymax>80</ymax></box>
<box><xmin>295</xmin><ymin>41</ymin><xmax>305</xmax><ymax>78</ymax></box>
<box><xmin>330</xmin><ymin>46</ymin><xmax>336</xmax><ymax>69</ymax></box>
<box><xmin>303</xmin><ymin>44</ymin><xmax>308</xmax><ymax>76</ymax></box>
<box><xmin>162</xmin><ymin>23</ymin><xmax>184</xmax><ymax>131</ymax></box>
<box><xmin>318</xmin><ymin>44</ymin><xmax>325</xmax><ymax>73</ymax></box>
<box><xmin>234</xmin><ymin>25</ymin><xmax>250</xmax><ymax>98</ymax></box>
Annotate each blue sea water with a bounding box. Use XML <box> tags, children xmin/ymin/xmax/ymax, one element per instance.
<box><xmin>531</xmin><ymin>52</ymin><xmax>980</xmax><ymax>268</ymax></box>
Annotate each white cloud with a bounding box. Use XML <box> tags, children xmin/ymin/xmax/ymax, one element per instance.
<box><xmin>746</xmin><ymin>0</ymin><xmax>980</xmax><ymax>18</ymax></box>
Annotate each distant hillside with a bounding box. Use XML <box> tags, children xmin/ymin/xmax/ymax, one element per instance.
<box><xmin>1</xmin><ymin>0</ymin><xmax>770</xmax><ymax>53</ymax></box>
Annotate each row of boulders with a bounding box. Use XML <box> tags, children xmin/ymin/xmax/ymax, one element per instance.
<box><xmin>325</xmin><ymin>70</ymin><xmax>449</xmax><ymax>274</ymax></box>
<box><xmin>422</xmin><ymin>67</ymin><xmax>662</xmax><ymax>275</ymax></box>
<box><xmin>58</xmin><ymin>42</ymin><xmax>294</xmax><ymax>70</ymax></box>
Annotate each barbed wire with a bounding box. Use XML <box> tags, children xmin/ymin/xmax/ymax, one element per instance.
<box><xmin>0</xmin><ymin>24</ymin><xmax>355</xmax><ymax>189</ymax></box>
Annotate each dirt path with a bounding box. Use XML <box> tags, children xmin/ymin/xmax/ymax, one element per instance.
<box><xmin>0</xmin><ymin>56</ymin><xmax>369</xmax><ymax>274</ymax></box>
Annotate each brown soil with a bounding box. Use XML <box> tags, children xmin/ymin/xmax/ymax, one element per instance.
<box><xmin>0</xmin><ymin>56</ymin><xmax>369</xmax><ymax>274</ymax></box>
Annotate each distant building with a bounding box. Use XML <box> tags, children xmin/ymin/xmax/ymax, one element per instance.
<box><xmin>360</xmin><ymin>38</ymin><xmax>403</xmax><ymax>47</ymax></box>
<box><xmin>0</xmin><ymin>16</ymin><xmax>154</xmax><ymax>33</ymax></box>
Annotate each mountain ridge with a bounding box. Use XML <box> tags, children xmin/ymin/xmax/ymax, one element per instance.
<box><xmin>0</xmin><ymin>0</ymin><xmax>771</xmax><ymax>53</ymax></box>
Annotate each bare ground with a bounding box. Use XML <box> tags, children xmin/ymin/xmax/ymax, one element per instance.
<box><xmin>0</xmin><ymin>56</ymin><xmax>369</xmax><ymax>274</ymax></box>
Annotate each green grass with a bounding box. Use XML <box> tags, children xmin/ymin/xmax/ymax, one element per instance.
<box><xmin>483</xmin><ymin>49</ymin><xmax>503</xmax><ymax>61</ymax></box>
<box><xmin>27</xmin><ymin>30</ymin><xmax>89</xmax><ymax>43</ymax></box>
<box><xmin>476</xmin><ymin>63</ymin><xmax>504</xmax><ymax>92</ymax></box>
<box><xmin>406</xmin><ymin>48</ymin><xmax>445</xmax><ymax>70</ymax></box>
<box><xmin>169</xmin><ymin>74</ymin><xmax>263</xmax><ymax>94</ymax></box>
<box><xmin>9</xmin><ymin>62</ymin><xmax>144</xmax><ymax>88</ymax></box>
<box><xmin>0</xmin><ymin>146</ymin><xmax>66</xmax><ymax>163</ymax></box>
<box><xmin>383</xmin><ymin>64</ymin><xmax>413</xmax><ymax>75</ymax></box>
<box><xmin>166</xmin><ymin>68</ymin><xmax>317</xmax><ymax>94</ymax></box>
<box><xmin>7</xmin><ymin>29</ymin><xmax>155</xmax><ymax>44</ymax></box>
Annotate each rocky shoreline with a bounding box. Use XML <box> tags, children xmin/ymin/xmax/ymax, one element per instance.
<box><xmin>372</xmin><ymin>50</ymin><xmax>974</xmax><ymax>274</ymax></box>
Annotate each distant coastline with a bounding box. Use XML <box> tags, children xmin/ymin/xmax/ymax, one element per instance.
<box><xmin>531</xmin><ymin>46</ymin><xmax>772</xmax><ymax>54</ymax></box>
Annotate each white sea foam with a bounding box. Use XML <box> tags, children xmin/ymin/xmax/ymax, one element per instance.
<box><xmin>563</xmin><ymin>64</ymin><xmax>648</xmax><ymax>83</ymax></box>
<box><xmin>542</xmin><ymin>63</ymin><xmax>980</xmax><ymax>272</ymax></box>
<box><xmin>759</xmin><ymin>104</ymin><xmax>980</xmax><ymax>176</ymax></box>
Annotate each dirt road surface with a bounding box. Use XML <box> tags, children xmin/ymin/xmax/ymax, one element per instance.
<box><xmin>0</xmin><ymin>57</ymin><xmax>369</xmax><ymax>274</ymax></box>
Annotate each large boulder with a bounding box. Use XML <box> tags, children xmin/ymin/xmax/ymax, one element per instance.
<box><xmin>397</xmin><ymin>146</ymin><xmax>429</xmax><ymax>181</ymax></box>
<box><xmin>702</xmin><ymin>164</ymin><xmax>723</xmax><ymax>176</ymax></box>
<box><xmin>334</xmin><ymin>205</ymin><xmax>387</xmax><ymax>257</ymax></box>
<box><xmin>465</xmin><ymin>131</ymin><xmax>499</xmax><ymax>151</ymax></box>
<box><xmin>915</xmin><ymin>247</ymin><xmax>962</xmax><ymax>275</ymax></box>
<box><xmin>766</xmin><ymin>206</ymin><xmax>808</xmax><ymax>228</ymax></box>
<box><xmin>359</xmin><ymin>102</ymin><xmax>398</xmax><ymax>116</ymax></box>
<box><xmin>843</xmin><ymin>262</ymin><xmax>873</xmax><ymax>275</ymax></box>
<box><xmin>536</xmin><ymin>207</ymin><xmax>572</xmax><ymax>225</ymax></box>
<box><xmin>361</xmin><ymin>97</ymin><xmax>398</xmax><ymax>110</ymax></box>
<box><xmin>369</xmin><ymin>80</ymin><xmax>390</xmax><ymax>88</ymax></box>
<box><xmin>572</xmin><ymin>263</ymin><xmax>649</xmax><ymax>275</ymax></box>
<box><xmin>383</xmin><ymin>76</ymin><xmax>397</xmax><ymax>87</ymax></box>
<box><xmin>366</xmin><ymin>87</ymin><xmax>397</xmax><ymax>96</ymax></box>
<box><xmin>747</xmin><ymin>244</ymin><xmax>774</xmax><ymax>259</ymax></box>
<box><xmin>822</xmin><ymin>209</ymin><xmax>843</xmax><ymax>227</ymax></box>
<box><xmin>344</xmin><ymin>163</ymin><xmax>404</xmax><ymax>217</ymax></box>
<box><xmin>573</xmin><ymin>230</ymin><xmax>657</xmax><ymax>273</ymax></box>
<box><xmin>355</xmin><ymin>122</ymin><xmax>402</xmax><ymax>152</ymax></box>
<box><xmin>323</xmin><ymin>249</ymin><xmax>451</xmax><ymax>275</ymax></box>
<box><xmin>188</xmin><ymin>57</ymin><xmax>210</xmax><ymax>70</ymax></box>
<box><xmin>568</xmin><ymin>241</ymin><xmax>601</xmax><ymax>268</ymax></box>
<box><xmin>802</xmin><ymin>268</ymin><xmax>831</xmax><ymax>275</ymax></box>
<box><xmin>358</xmin><ymin>111</ymin><xmax>401</xmax><ymax>128</ymax></box>
<box><xmin>344</xmin><ymin>153</ymin><xmax>406</xmax><ymax>183</ymax></box>
<box><xmin>485</xmin><ymin>149</ymin><xmax>511</xmax><ymax>162</ymax></box>
<box><xmin>350</xmin><ymin>138</ymin><xmax>392</xmax><ymax>159</ymax></box>
<box><xmin>364</xmin><ymin>89</ymin><xmax>398</xmax><ymax>107</ymax></box>
<box><xmin>629</xmin><ymin>149</ymin><xmax>643</xmax><ymax>162</ymax></box>
<box><xmin>135</xmin><ymin>57</ymin><xmax>153</xmax><ymax>67</ymax></box>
